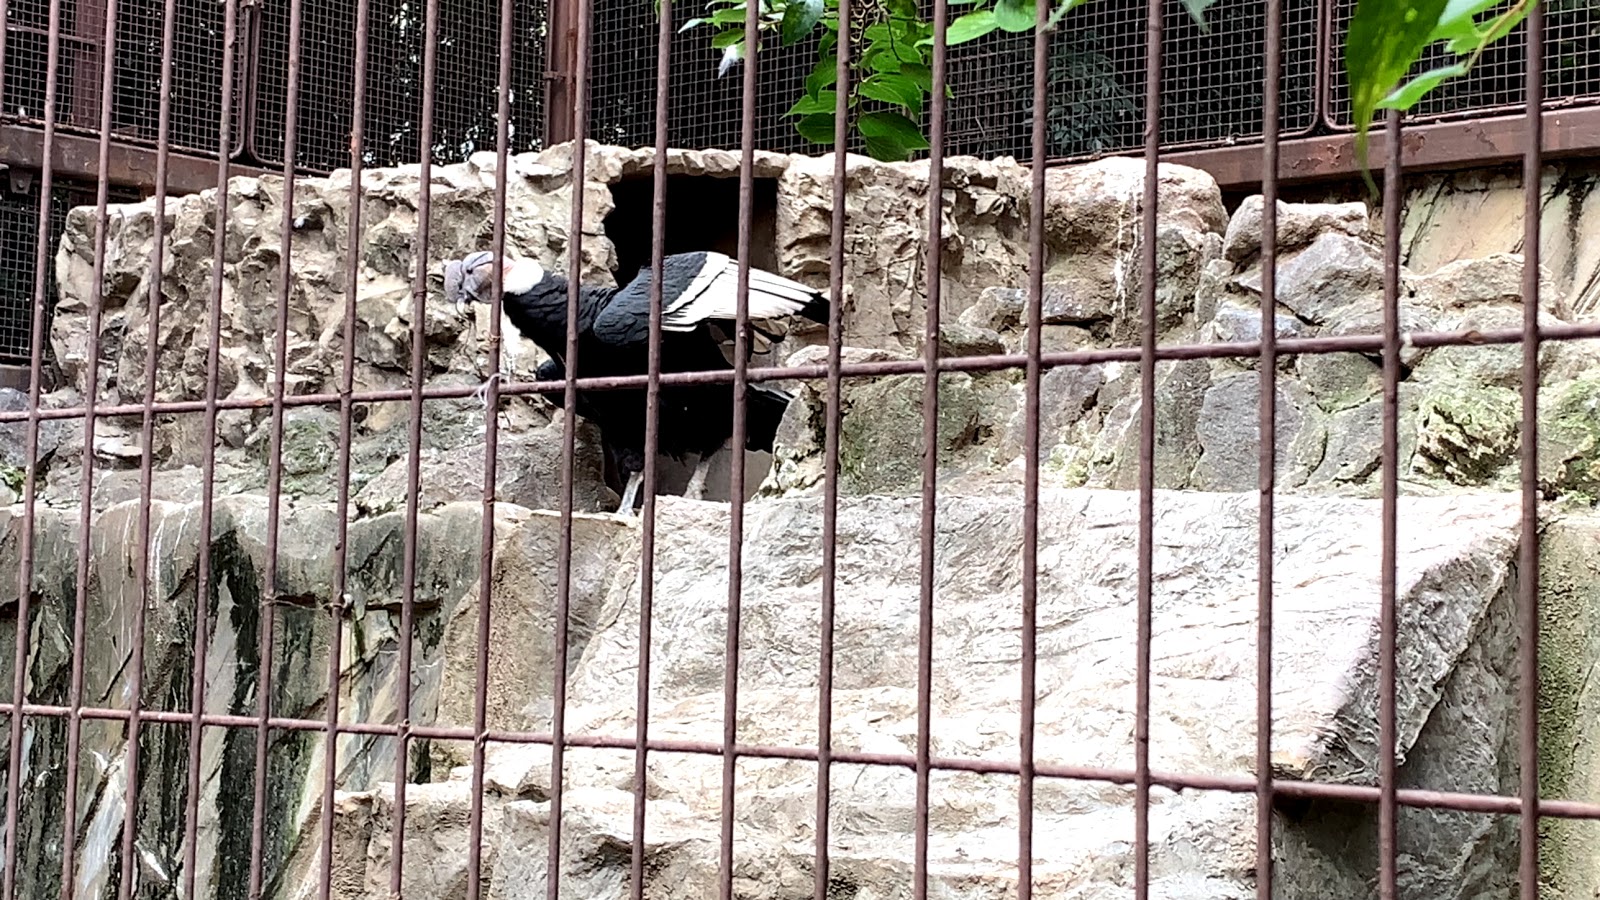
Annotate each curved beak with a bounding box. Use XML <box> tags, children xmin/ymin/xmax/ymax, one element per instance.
<box><xmin>443</xmin><ymin>250</ymin><xmax>496</xmax><ymax>316</ymax></box>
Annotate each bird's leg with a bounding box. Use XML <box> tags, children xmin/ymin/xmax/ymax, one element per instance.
<box><xmin>683</xmin><ymin>453</ymin><xmax>714</xmax><ymax>501</ymax></box>
<box><xmin>616</xmin><ymin>470</ymin><xmax>643</xmax><ymax>516</ymax></box>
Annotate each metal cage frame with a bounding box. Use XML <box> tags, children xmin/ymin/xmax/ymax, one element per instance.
<box><xmin>1</xmin><ymin>0</ymin><xmax>1599</xmax><ymax>896</ymax></box>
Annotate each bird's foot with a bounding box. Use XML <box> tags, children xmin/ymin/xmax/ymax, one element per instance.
<box><xmin>616</xmin><ymin>471</ymin><xmax>644</xmax><ymax>517</ymax></box>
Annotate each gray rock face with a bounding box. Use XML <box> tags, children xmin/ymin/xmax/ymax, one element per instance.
<box><xmin>1240</xmin><ymin>232</ymin><xmax>1385</xmax><ymax>325</ymax></box>
<box><xmin>249</xmin><ymin>490</ymin><xmax>1528</xmax><ymax>900</ymax></box>
<box><xmin>0</xmin><ymin>387</ymin><xmax>65</xmax><ymax>475</ymax></box>
<box><xmin>1222</xmin><ymin>196</ymin><xmax>1373</xmax><ymax>265</ymax></box>
<box><xmin>1192</xmin><ymin>374</ymin><xmax>1324</xmax><ymax>491</ymax></box>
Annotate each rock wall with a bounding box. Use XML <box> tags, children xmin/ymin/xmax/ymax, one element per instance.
<box><xmin>0</xmin><ymin>140</ymin><xmax>1596</xmax><ymax>898</ymax></box>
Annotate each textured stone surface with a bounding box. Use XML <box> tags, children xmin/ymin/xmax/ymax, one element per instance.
<box><xmin>266</xmin><ymin>490</ymin><xmax>1527</xmax><ymax>900</ymax></box>
<box><xmin>1222</xmin><ymin>195</ymin><xmax>1373</xmax><ymax>265</ymax></box>
<box><xmin>1240</xmin><ymin>232</ymin><xmax>1385</xmax><ymax>325</ymax></box>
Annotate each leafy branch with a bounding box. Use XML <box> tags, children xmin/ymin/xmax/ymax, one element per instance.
<box><xmin>1346</xmin><ymin>0</ymin><xmax>1537</xmax><ymax>190</ymax></box>
<box><xmin>676</xmin><ymin>0</ymin><xmax>1538</xmax><ymax>172</ymax></box>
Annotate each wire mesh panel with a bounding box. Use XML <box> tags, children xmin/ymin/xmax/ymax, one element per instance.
<box><xmin>3</xmin><ymin>0</ymin><xmax>103</xmax><ymax>126</ymax></box>
<box><xmin>0</xmin><ymin>176</ymin><xmax>139</xmax><ymax>364</ymax></box>
<box><xmin>2</xmin><ymin>0</ymin><xmax>241</xmax><ymax>155</ymax></box>
<box><xmin>109</xmin><ymin>0</ymin><xmax>243</xmax><ymax>155</ymax></box>
<box><xmin>1327</xmin><ymin>0</ymin><xmax>1600</xmax><ymax>128</ymax></box>
<box><xmin>249</xmin><ymin>0</ymin><xmax>548</xmax><ymax>173</ymax></box>
<box><xmin>590</xmin><ymin>0</ymin><xmax>1317</xmax><ymax>159</ymax></box>
<box><xmin>589</xmin><ymin>0</ymin><xmax>824</xmax><ymax>152</ymax></box>
<box><xmin>945</xmin><ymin>0</ymin><xmax>1321</xmax><ymax>161</ymax></box>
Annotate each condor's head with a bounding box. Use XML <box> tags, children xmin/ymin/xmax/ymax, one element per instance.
<box><xmin>441</xmin><ymin>250</ymin><xmax>546</xmax><ymax>316</ymax></box>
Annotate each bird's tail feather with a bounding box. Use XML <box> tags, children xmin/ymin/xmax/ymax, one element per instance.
<box><xmin>747</xmin><ymin>267</ymin><xmax>832</xmax><ymax>327</ymax></box>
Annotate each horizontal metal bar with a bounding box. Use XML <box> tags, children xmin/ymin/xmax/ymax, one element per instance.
<box><xmin>7</xmin><ymin>320</ymin><xmax>1598</xmax><ymax>426</ymax></box>
<box><xmin>1159</xmin><ymin>104</ymin><xmax>1600</xmax><ymax>191</ymax></box>
<box><xmin>0</xmin><ymin>699</ymin><xmax>1596</xmax><ymax>822</ymax></box>
<box><xmin>1</xmin><ymin>24</ymin><xmax>98</xmax><ymax>47</ymax></box>
<box><xmin>0</xmin><ymin>122</ymin><xmax>267</xmax><ymax>194</ymax></box>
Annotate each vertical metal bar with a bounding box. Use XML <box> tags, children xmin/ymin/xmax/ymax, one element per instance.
<box><xmin>812</xmin><ymin>1</ymin><xmax>851</xmax><ymax>896</ymax></box>
<box><xmin>1133</xmin><ymin>0</ymin><xmax>1161</xmax><ymax>895</ymax></box>
<box><xmin>539</xmin><ymin>0</ymin><xmax>589</xmax><ymax>885</ymax></box>
<box><xmin>913</xmin><ymin>0</ymin><xmax>949</xmax><ymax>895</ymax></box>
<box><xmin>468</xmin><ymin>0</ymin><xmax>553</xmax><ymax>886</ymax></box>
<box><xmin>1377</xmin><ymin>106</ymin><xmax>1404</xmax><ymax>900</ymax></box>
<box><xmin>0</xmin><ymin>0</ymin><xmax>10</xmax><ymax>110</ymax></box>
<box><xmin>1256</xmin><ymin>2</ymin><xmax>1281</xmax><ymax>898</ymax></box>
<box><xmin>115</xmin><ymin>0</ymin><xmax>181</xmax><ymax>890</ymax></box>
<box><xmin>65</xmin><ymin>0</ymin><xmax>107</xmax><ymax>129</ymax></box>
<box><xmin>1018</xmin><ymin>0</ymin><xmax>1048</xmax><ymax>897</ymax></box>
<box><xmin>1518</xmin><ymin>3</ymin><xmax>1545</xmax><ymax>897</ymax></box>
<box><xmin>315</xmin><ymin>0</ymin><xmax>376</xmax><ymax>891</ymax></box>
<box><xmin>0</xmin><ymin>0</ymin><xmax>64</xmax><ymax>888</ymax></box>
<box><xmin>543</xmin><ymin>0</ymin><xmax>578</xmax><ymax>147</ymax></box>
<box><xmin>179</xmin><ymin>0</ymin><xmax>240</xmax><ymax>895</ymax></box>
<box><xmin>54</xmin><ymin>0</ymin><xmax>123</xmax><ymax>891</ymax></box>
<box><xmin>718</xmin><ymin>0</ymin><xmax>760</xmax><ymax>893</ymax></box>
<box><xmin>630</xmin><ymin>0</ymin><xmax>672</xmax><ymax>891</ymax></box>
<box><xmin>392</xmin><ymin>0</ymin><xmax>443</xmax><ymax>889</ymax></box>
<box><xmin>247</xmin><ymin>0</ymin><xmax>307</xmax><ymax>890</ymax></box>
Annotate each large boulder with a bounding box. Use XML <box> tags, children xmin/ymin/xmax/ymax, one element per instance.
<box><xmin>267</xmin><ymin>489</ymin><xmax>1531</xmax><ymax>900</ymax></box>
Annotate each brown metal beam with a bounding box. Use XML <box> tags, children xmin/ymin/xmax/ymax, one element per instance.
<box><xmin>1157</xmin><ymin>105</ymin><xmax>1600</xmax><ymax>192</ymax></box>
<box><xmin>543</xmin><ymin>0</ymin><xmax>579</xmax><ymax>146</ymax></box>
<box><xmin>0</xmin><ymin>123</ymin><xmax>270</xmax><ymax>195</ymax></box>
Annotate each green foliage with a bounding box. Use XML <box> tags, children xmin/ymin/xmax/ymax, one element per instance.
<box><xmin>1345</xmin><ymin>0</ymin><xmax>1536</xmax><ymax>190</ymax></box>
<box><xmin>676</xmin><ymin>0</ymin><xmax>1537</xmax><ymax>168</ymax></box>
<box><xmin>681</xmin><ymin>0</ymin><xmax>1097</xmax><ymax>160</ymax></box>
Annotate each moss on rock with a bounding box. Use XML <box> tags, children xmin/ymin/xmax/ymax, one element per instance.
<box><xmin>1539</xmin><ymin>376</ymin><xmax>1600</xmax><ymax>502</ymax></box>
<box><xmin>1413</xmin><ymin>378</ymin><xmax>1521</xmax><ymax>486</ymax></box>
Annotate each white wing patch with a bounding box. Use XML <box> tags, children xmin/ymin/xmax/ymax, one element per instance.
<box><xmin>660</xmin><ymin>252</ymin><xmax>820</xmax><ymax>332</ymax></box>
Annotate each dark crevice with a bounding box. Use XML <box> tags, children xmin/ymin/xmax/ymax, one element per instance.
<box><xmin>602</xmin><ymin>173</ymin><xmax>781</xmax><ymax>291</ymax></box>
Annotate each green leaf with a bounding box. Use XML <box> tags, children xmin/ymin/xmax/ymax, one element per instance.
<box><xmin>1431</xmin><ymin>0</ymin><xmax>1503</xmax><ymax>45</ymax></box>
<box><xmin>806</xmin><ymin>54</ymin><xmax>838</xmax><ymax>99</ymax></box>
<box><xmin>785</xmin><ymin>90</ymin><xmax>837</xmax><ymax>116</ymax></box>
<box><xmin>710</xmin><ymin>6</ymin><xmax>750</xmax><ymax>24</ymax></box>
<box><xmin>1179</xmin><ymin>0</ymin><xmax>1217</xmax><ymax>32</ymax></box>
<box><xmin>779</xmin><ymin>0</ymin><xmax>823</xmax><ymax>45</ymax></box>
<box><xmin>1377</xmin><ymin>61</ymin><xmax>1469</xmax><ymax>109</ymax></box>
<box><xmin>860</xmin><ymin>72</ymin><xmax>925</xmax><ymax>117</ymax></box>
<box><xmin>863</xmin><ymin>21</ymin><xmax>894</xmax><ymax>42</ymax></box>
<box><xmin>1045</xmin><ymin>0</ymin><xmax>1088</xmax><ymax>29</ymax></box>
<box><xmin>863</xmin><ymin>134</ymin><xmax>914</xmax><ymax>161</ymax></box>
<box><xmin>898</xmin><ymin>62</ymin><xmax>933</xmax><ymax>92</ymax></box>
<box><xmin>1344</xmin><ymin>0</ymin><xmax>1451</xmax><ymax>189</ymax></box>
<box><xmin>795</xmin><ymin>112</ymin><xmax>837</xmax><ymax>144</ymax></box>
<box><xmin>993</xmin><ymin>0</ymin><xmax>1035</xmax><ymax>32</ymax></box>
<box><xmin>711</xmin><ymin>27</ymin><xmax>744</xmax><ymax>47</ymax></box>
<box><xmin>858</xmin><ymin>110</ymin><xmax>930</xmax><ymax>151</ymax></box>
<box><xmin>1475</xmin><ymin>0</ymin><xmax>1532</xmax><ymax>49</ymax></box>
<box><xmin>945</xmin><ymin>9</ymin><xmax>998</xmax><ymax>44</ymax></box>
<box><xmin>678</xmin><ymin>16</ymin><xmax>705</xmax><ymax>31</ymax></box>
<box><xmin>885</xmin><ymin>0</ymin><xmax>918</xmax><ymax>19</ymax></box>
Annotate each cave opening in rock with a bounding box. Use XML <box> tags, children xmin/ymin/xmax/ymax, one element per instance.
<box><xmin>596</xmin><ymin>173</ymin><xmax>787</xmax><ymax>505</ymax></box>
<box><xmin>602</xmin><ymin>173</ymin><xmax>781</xmax><ymax>288</ymax></box>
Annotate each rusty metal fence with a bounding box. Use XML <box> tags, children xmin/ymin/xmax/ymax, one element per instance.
<box><xmin>2</xmin><ymin>0</ymin><xmax>1600</xmax><ymax>898</ymax></box>
<box><xmin>5</xmin><ymin>0</ymin><xmax>1600</xmax><ymax>364</ymax></box>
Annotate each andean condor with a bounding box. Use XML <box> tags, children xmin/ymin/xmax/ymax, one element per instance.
<box><xmin>442</xmin><ymin>249</ymin><xmax>832</xmax><ymax>514</ymax></box>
